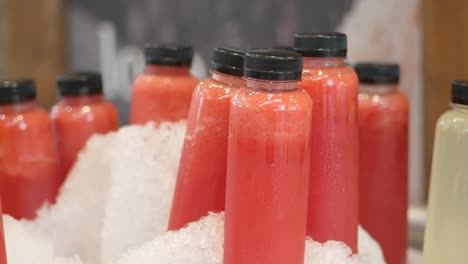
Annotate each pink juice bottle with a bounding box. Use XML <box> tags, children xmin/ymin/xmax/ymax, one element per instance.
<box><xmin>169</xmin><ymin>47</ymin><xmax>245</xmax><ymax>230</ymax></box>
<box><xmin>356</xmin><ymin>63</ymin><xmax>409</xmax><ymax>264</ymax></box>
<box><xmin>0</xmin><ymin>79</ymin><xmax>60</xmax><ymax>219</ymax></box>
<box><xmin>224</xmin><ymin>49</ymin><xmax>312</xmax><ymax>264</ymax></box>
<box><xmin>294</xmin><ymin>33</ymin><xmax>359</xmax><ymax>251</ymax></box>
<box><xmin>50</xmin><ymin>72</ymin><xmax>119</xmax><ymax>182</ymax></box>
<box><xmin>130</xmin><ymin>44</ymin><xmax>198</xmax><ymax>125</ymax></box>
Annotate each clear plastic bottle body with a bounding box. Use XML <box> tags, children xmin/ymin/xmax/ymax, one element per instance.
<box><xmin>168</xmin><ymin>71</ymin><xmax>245</xmax><ymax>230</ymax></box>
<box><xmin>298</xmin><ymin>57</ymin><xmax>359</xmax><ymax>251</ymax></box>
<box><xmin>358</xmin><ymin>84</ymin><xmax>409</xmax><ymax>263</ymax></box>
<box><xmin>224</xmin><ymin>79</ymin><xmax>312</xmax><ymax>264</ymax></box>
<box><xmin>130</xmin><ymin>65</ymin><xmax>199</xmax><ymax>125</ymax></box>
<box><xmin>423</xmin><ymin>104</ymin><xmax>468</xmax><ymax>263</ymax></box>
<box><xmin>50</xmin><ymin>94</ymin><xmax>119</xmax><ymax>180</ymax></box>
<box><xmin>0</xmin><ymin>101</ymin><xmax>60</xmax><ymax>219</ymax></box>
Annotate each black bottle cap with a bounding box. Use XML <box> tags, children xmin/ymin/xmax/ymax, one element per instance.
<box><xmin>57</xmin><ymin>72</ymin><xmax>103</xmax><ymax>96</ymax></box>
<box><xmin>211</xmin><ymin>47</ymin><xmax>245</xmax><ymax>77</ymax></box>
<box><xmin>244</xmin><ymin>49</ymin><xmax>302</xmax><ymax>81</ymax></box>
<box><xmin>144</xmin><ymin>44</ymin><xmax>193</xmax><ymax>66</ymax></box>
<box><xmin>452</xmin><ymin>80</ymin><xmax>468</xmax><ymax>105</ymax></box>
<box><xmin>0</xmin><ymin>79</ymin><xmax>36</xmax><ymax>105</ymax></box>
<box><xmin>354</xmin><ymin>63</ymin><xmax>400</xmax><ymax>84</ymax></box>
<box><xmin>293</xmin><ymin>32</ymin><xmax>347</xmax><ymax>57</ymax></box>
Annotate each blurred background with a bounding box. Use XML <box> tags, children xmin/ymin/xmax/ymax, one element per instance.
<box><xmin>0</xmin><ymin>0</ymin><xmax>466</xmax><ymax>247</ymax></box>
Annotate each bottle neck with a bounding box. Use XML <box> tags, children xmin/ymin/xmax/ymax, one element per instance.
<box><xmin>359</xmin><ymin>83</ymin><xmax>398</xmax><ymax>95</ymax></box>
<box><xmin>60</xmin><ymin>94</ymin><xmax>104</xmax><ymax>106</ymax></box>
<box><xmin>451</xmin><ymin>103</ymin><xmax>468</xmax><ymax>114</ymax></box>
<box><xmin>245</xmin><ymin>78</ymin><xmax>298</xmax><ymax>91</ymax></box>
<box><xmin>145</xmin><ymin>64</ymin><xmax>191</xmax><ymax>76</ymax></box>
<box><xmin>210</xmin><ymin>71</ymin><xmax>245</xmax><ymax>87</ymax></box>
<box><xmin>0</xmin><ymin>100</ymin><xmax>37</xmax><ymax>114</ymax></box>
<box><xmin>303</xmin><ymin>57</ymin><xmax>346</xmax><ymax>68</ymax></box>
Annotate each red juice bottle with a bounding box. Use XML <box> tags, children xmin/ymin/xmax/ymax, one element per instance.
<box><xmin>168</xmin><ymin>47</ymin><xmax>245</xmax><ymax>230</ymax></box>
<box><xmin>130</xmin><ymin>44</ymin><xmax>199</xmax><ymax>125</ymax></box>
<box><xmin>224</xmin><ymin>50</ymin><xmax>312</xmax><ymax>264</ymax></box>
<box><xmin>0</xmin><ymin>79</ymin><xmax>60</xmax><ymax>219</ymax></box>
<box><xmin>356</xmin><ymin>63</ymin><xmax>408</xmax><ymax>264</ymax></box>
<box><xmin>50</xmin><ymin>73</ymin><xmax>119</xmax><ymax>182</ymax></box>
<box><xmin>294</xmin><ymin>33</ymin><xmax>359</xmax><ymax>251</ymax></box>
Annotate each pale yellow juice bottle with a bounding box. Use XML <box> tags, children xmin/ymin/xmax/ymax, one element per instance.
<box><xmin>423</xmin><ymin>80</ymin><xmax>468</xmax><ymax>263</ymax></box>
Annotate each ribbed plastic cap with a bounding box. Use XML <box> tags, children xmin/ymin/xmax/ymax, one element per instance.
<box><xmin>0</xmin><ymin>79</ymin><xmax>36</xmax><ymax>105</ymax></box>
<box><xmin>211</xmin><ymin>47</ymin><xmax>245</xmax><ymax>77</ymax></box>
<box><xmin>144</xmin><ymin>44</ymin><xmax>193</xmax><ymax>66</ymax></box>
<box><xmin>57</xmin><ymin>72</ymin><xmax>103</xmax><ymax>96</ymax></box>
<box><xmin>354</xmin><ymin>63</ymin><xmax>400</xmax><ymax>84</ymax></box>
<box><xmin>452</xmin><ymin>80</ymin><xmax>468</xmax><ymax>105</ymax></box>
<box><xmin>293</xmin><ymin>32</ymin><xmax>347</xmax><ymax>57</ymax></box>
<box><xmin>244</xmin><ymin>49</ymin><xmax>302</xmax><ymax>81</ymax></box>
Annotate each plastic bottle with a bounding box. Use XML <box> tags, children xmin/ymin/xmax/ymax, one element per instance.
<box><xmin>0</xmin><ymin>79</ymin><xmax>60</xmax><ymax>219</ymax></box>
<box><xmin>356</xmin><ymin>63</ymin><xmax>409</xmax><ymax>263</ymax></box>
<box><xmin>50</xmin><ymin>72</ymin><xmax>119</xmax><ymax>181</ymax></box>
<box><xmin>294</xmin><ymin>32</ymin><xmax>359</xmax><ymax>251</ymax></box>
<box><xmin>168</xmin><ymin>47</ymin><xmax>245</xmax><ymax>230</ymax></box>
<box><xmin>423</xmin><ymin>80</ymin><xmax>468</xmax><ymax>264</ymax></box>
<box><xmin>224</xmin><ymin>49</ymin><xmax>312</xmax><ymax>264</ymax></box>
<box><xmin>130</xmin><ymin>44</ymin><xmax>199</xmax><ymax>125</ymax></box>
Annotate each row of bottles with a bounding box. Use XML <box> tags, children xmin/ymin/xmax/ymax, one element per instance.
<box><xmin>166</xmin><ymin>33</ymin><xmax>410</xmax><ymax>264</ymax></box>
<box><xmin>132</xmin><ymin>38</ymin><xmax>468</xmax><ymax>263</ymax></box>
<box><xmin>0</xmin><ymin>74</ymin><xmax>118</xmax><ymax>220</ymax></box>
<box><xmin>0</xmin><ymin>31</ymin><xmax>465</xmax><ymax>264</ymax></box>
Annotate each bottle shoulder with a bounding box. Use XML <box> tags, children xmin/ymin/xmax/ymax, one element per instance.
<box><xmin>302</xmin><ymin>65</ymin><xmax>358</xmax><ymax>81</ymax></box>
<box><xmin>0</xmin><ymin>106</ymin><xmax>49</xmax><ymax>130</ymax></box>
<box><xmin>358</xmin><ymin>91</ymin><xmax>409</xmax><ymax>110</ymax></box>
<box><xmin>50</xmin><ymin>99</ymin><xmax>117</xmax><ymax>120</ymax></box>
<box><xmin>300</xmin><ymin>65</ymin><xmax>358</xmax><ymax>95</ymax></box>
<box><xmin>436</xmin><ymin>109</ymin><xmax>468</xmax><ymax>131</ymax></box>
<box><xmin>232</xmin><ymin>86</ymin><xmax>312</xmax><ymax>112</ymax></box>
<box><xmin>195</xmin><ymin>77</ymin><xmax>240</xmax><ymax>98</ymax></box>
<box><xmin>134</xmin><ymin>72</ymin><xmax>198</xmax><ymax>85</ymax></box>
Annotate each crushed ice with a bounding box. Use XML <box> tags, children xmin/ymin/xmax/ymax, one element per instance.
<box><xmin>3</xmin><ymin>122</ymin><xmax>386</xmax><ymax>263</ymax></box>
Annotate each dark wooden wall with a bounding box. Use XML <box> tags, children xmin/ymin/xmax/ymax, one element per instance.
<box><xmin>0</xmin><ymin>0</ymin><xmax>65</xmax><ymax>108</ymax></box>
<box><xmin>423</xmin><ymin>0</ymin><xmax>468</xmax><ymax>190</ymax></box>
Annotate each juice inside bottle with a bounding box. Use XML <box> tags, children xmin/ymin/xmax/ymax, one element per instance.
<box><xmin>0</xmin><ymin>79</ymin><xmax>60</xmax><ymax>219</ymax></box>
<box><xmin>50</xmin><ymin>72</ymin><xmax>119</xmax><ymax>181</ymax></box>
<box><xmin>224</xmin><ymin>49</ymin><xmax>312</xmax><ymax>264</ymax></box>
<box><xmin>168</xmin><ymin>47</ymin><xmax>245</xmax><ymax>230</ymax></box>
<box><xmin>423</xmin><ymin>80</ymin><xmax>468</xmax><ymax>263</ymax></box>
<box><xmin>130</xmin><ymin>44</ymin><xmax>199</xmax><ymax>125</ymax></box>
<box><xmin>294</xmin><ymin>32</ymin><xmax>359</xmax><ymax>251</ymax></box>
<box><xmin>356</xmin><ymin>63</ymin><xmax>409</xmax><ymax>263</ymax></box>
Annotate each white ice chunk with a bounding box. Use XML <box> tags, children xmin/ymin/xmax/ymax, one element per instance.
<box><xmin>1</xmin><ymin>121</ymin><xmax>389</xmax><ymax>264</ymax></box>
<box><xmin>358</xmin><ymin>226</ymin><xmax>386</xmax><ymax>263</ymax></box>
<box><xmin>116</xmin><ymin>212</ymin><xmax>225</xmax><ymax>264</ymax></box>
<box><xmin>4</xmin><ymin>215</ymin><xmax>82</xmax><ymax>264</ymax></box>
<box><xmin>117</xmin><ymin>212</ymin><xmax>385</xmax><ymax>264</ymax></box>
<box><xmin>30</xmin><ymin>132</ymin><xmax>116</xmax><ymax>263</ymax></box>
<box><xmin>100</xmin><ymin>122</ymin><xmax>185</xmax><ymax>264</ymax></box>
